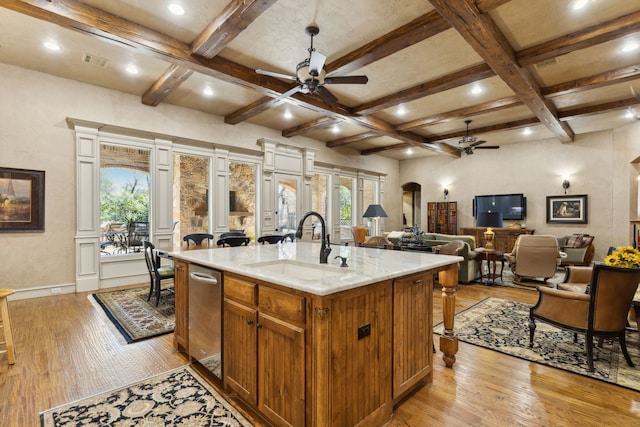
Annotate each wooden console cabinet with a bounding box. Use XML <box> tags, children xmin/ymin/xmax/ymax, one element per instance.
<box><xmin>461</xmin><ymin>227</ymin><xmax>534</xmax><ymax>253</ymax></box>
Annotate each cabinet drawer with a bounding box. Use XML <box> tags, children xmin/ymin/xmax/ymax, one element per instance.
<box><xmin>224</xmin><ymin>275</ymin><xmax>257</xmax><ymax>306</ymax></box>
<box><xmin>258</xmin><ymin>285</ymin><xmax>305</xmax><ymax>325</ymax></box>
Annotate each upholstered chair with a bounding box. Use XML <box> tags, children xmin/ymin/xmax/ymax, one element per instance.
<box><xmin>505</xmin><ymin>235</ymin><xmax>563</xmax><ymax>285</ymax></box>
<box><xmin>433</xmin><ymin>240</ymin><xmax>465</xmax><ymax>256</ymax></box>
<box><xmin>351</xmin><ymin>226</ymin><xmax>368</xmax><ymax>246</ymax></box>
<box><xmin>529</xmin><ymin>263</ymin><xmax>640</xmax><ymax>372</ymax></box>
<box><xmin>556</xmin><ymin>265</ymin><xmax>593</xmax><ymax>293</ymax></box>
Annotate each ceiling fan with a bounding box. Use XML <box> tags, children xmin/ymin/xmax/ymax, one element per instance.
<box><xmin>458</xmin><ymin>120</ymin><xmax>499</xmax><ymax>155</ymax></box>
<box><xmin>256</xmin><ymin>25</ymin><xmax>368</xmax><ymax>105</ymax></box>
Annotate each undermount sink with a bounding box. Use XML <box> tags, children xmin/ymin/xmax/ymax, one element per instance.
<box><xmin>245</xmin><ymin>259</ymin><xmax>347</xmax><ymax>279</ymax></box>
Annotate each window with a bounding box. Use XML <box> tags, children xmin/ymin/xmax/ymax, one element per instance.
<box><xmin>339</xmin><ymin>176</ymin><xmax>356</xmax><ymax>240</ymax></box>
<box><xmin>99</xmin><ymin>143</ymin><xmax>150</xmax><ymax>255</ymax></box>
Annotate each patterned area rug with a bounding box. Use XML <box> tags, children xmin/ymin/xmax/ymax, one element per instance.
<box><xmin>40</xmin><ymin>366</ymin><xmax>253</xmax><ymax>426</ymax></box>
<box><xmin>434</xmin><ymin>297</ymin><xmax>640</xmax><ymax>391</ymax></box>
<box><xmin>91</xmin><ymin>286</ymin><xmax>174</xmax><ymax>343</ymax></box>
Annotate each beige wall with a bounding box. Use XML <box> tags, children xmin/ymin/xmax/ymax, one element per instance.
<box><xmin>398</xmin><ymin>123</ymin><xmax>640</xmax><ymax>262</ymax></box>
<box><xmin>0</xmin><ymin>62</ymin><xmax>399</xmax><ymax>295</ymax></box>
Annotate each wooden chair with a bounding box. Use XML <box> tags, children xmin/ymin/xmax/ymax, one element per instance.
<box><xmin>183</xmin><ymin>233</ymin><xmax>214</xmax><ymax>247</ymax></box>
<box><xmin>217</xmin><ymin>236</ymin><xmax>250</xmax><ymax>247</ymax></box>
<box><xmin>143</xmin><ymin>241</ymin><xmax>175</xmax><ymax>306</ymax></box>
<box><xmin>351</xmin><ymin>226</ymin><xmax>368</xmax><ymax>246</ymax></box>
<box><xmin>529</xmin><ymin>263</ymin><xmax>640</xmax><ymax>372</ymax></box>
<box><xmin>257</xmin><ymin>235</ymin><xmax>284</xmax><ymax>244</ymax></box>
<box><xmin>359</xmin><ymin>235</ymin><xmax>394</xmax><ymax>250</ymax></box>
<box><xmin>283</xmin><ymin>232</ymin><xmax>296</xmax><ymax>242</ymax></box>
<box><xmin>220</xmin><ymin>231</ymin><xmax>245</xmax><ymax>239</ymax></box>
<box><xmin>0</xmin><ymin>289</ymin><xmax>15</xmax><ymax>365</ymax></box>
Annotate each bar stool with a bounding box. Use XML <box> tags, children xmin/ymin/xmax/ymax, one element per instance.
<box><xmin>0</xmin><ymin>289</ymin><xmax>15</xmax><ymax>365</ymax></box>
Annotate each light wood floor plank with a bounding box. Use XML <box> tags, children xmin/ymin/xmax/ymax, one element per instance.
<box><xmin>0</xmin><ymin>283</ymin><xmax>639</xmax><ymax>426</ymax></box>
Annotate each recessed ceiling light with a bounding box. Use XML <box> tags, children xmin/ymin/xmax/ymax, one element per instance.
<box><xmin>167</xmin><ymin>3</ymin><xmax>185</xmax><ymax>16</ymax></box>
<box><xmin>572</xmin><ymin>0</ymin><xmax>590</xmax><ymax>10</ymax></box>
<box><xmin>470</xmin><ymin>84</ymin><xmax>483</xmax><ymax>95</ymax></box>
<box><xmin>331</xmin><ymin>125</ymin><xmax>340</xmax><ymax>134</ymax></box>
<box><xmin>397</xmin><ymin>105</ymin><xmax>407</xmax><ymax>116</ymax></box>
<box><xmin>405</xmin><ymin>148</ymin><xmax>413</xmax><ymax>155</ymax></box>
<box><xmin>43</xmin><ymin>41</ymin><xmax>60</xmax><ymax>51</ymax></box>
<box><xmin>622</xmin><ymin>40</ymin><xmax>639</xmax><ymax>53</ymax></box>
<box><xmin>202</xmin><ymin>86</ymin><xmax>214</xmax><ymax>97</ymax></box>
<box><xmin>126</xmin><ymin>64</ymin><xmax>140</xmax><ymax>75</ymax></box>
<box><xmin>283</xmin><ymin>110</ymin><xmax>293</xmax><ymax>120</ymax></box>
<box><xmin>522</xmin><ymin>127</ymin><xmax>532</xmax><ymax>136</ymax></box>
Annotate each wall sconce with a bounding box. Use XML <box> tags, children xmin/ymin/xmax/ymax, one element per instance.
<box><xmin>562</xmin><ymin>179</ymin><xmax>570</xmax><ymax>194</ymax></box>
<box><xmin>443</xmin><ymin>188</ymin><xmax>449</xmax><ymax>200</ymax></box>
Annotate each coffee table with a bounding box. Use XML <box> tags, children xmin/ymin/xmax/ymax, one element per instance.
<box><xmin>476</xmin><ymin>248</ymin><xmax>505</xmax><ymax>286</ymax></box>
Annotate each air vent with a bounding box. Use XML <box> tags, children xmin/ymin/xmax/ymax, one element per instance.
<box><xmin>82</xmin><ymin>53</ymin><xmax>109</xmax><ymax>68</ymax></box>
<box><xmin>534</xmin><ymin>57</ymin><xmax>559</xmax><ymax>69</ymax></box>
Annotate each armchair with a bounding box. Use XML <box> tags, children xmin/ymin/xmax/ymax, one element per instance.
<box><xmin>359</xmin><ymin>235</ymin><xmax>393</xmax><ymax>250</ymax></box>
<box><xmin>505</xmin><ymin>235</ymin><xmax>562</xmax><ymax>286</ymax></box>
<box><xmin>557</xmin><ymin>234</ymin><xmax>595</xmax><ymax>266</ymax></box>
<box><xmin>529</xmin><ymin>263</ymin><xmax>640</xmax><ymax>372</ymax></box>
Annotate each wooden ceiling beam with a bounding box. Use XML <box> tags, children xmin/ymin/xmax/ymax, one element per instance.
<box><xmin>428</xmin><ymin>0</ymin><xmax>574</xmax><ymax>143</ymax></box>
<box><xmin>282</xmin><ymin>117</ymin><xmax>341</xmax><ymax>138</ymax></box>
<box><xmin>542</xmin><ymin>64</ymin><xmax>640</xmax><ymax>98</ymax></box>
<box><xmin>558</xmin><ymin>97</ymin><xmax>640</xmax><ymax>121</ymax></box>
<box><xmin>142</xmin><ymin>65</ymin><xmax>193</xmax><ymax>107</ymax></box>
<box><xmin>326</xmin><ymin>131</ymin><xmax>381</xmax><ymax>148</ymax></box>
<box><xmin>517</xmin><ymin>11</ymin><xmax>640</xmax><ymax>67</ymax></box>
<box><xmin>397</xmin><ymin>95</ymin><xmax>521</xmax><ymax>131</ymax></box>
<box><xmin>354</xmin><ymin>63</ymin><xmax>495</xmax><ymax>116</ymax></box>
<box><xmin>143</xmin><ymin>0</ymin><xmax>278</xmax><ymax>107</ymax></box>
<box><xmin>361</xmin><ymin>117</ymin><xmax>540</xmax><ymax>155</ymax></box>
<box><xmin>326</xmin><ymin>10</ymin><xmax>450</xmax><ymax>76</ymax></box>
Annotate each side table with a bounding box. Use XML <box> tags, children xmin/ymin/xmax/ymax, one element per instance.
<box><xmin>476</xmin><ymin>248</ymin><xmax>505</xmax><ymax>286</ymax></box>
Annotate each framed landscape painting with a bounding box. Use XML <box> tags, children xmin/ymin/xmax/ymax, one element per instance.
<box><xmin>546</xmin><ymin>194</ymin><xmax>588</xmax><ymax>224</ymax></box>
<box><xmin>0</xmin><ymin>167</ymin><xmax>45</xmax><ymax>232</ymax></box>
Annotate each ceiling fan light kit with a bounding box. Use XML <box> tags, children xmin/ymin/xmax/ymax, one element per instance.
<box><xmin>458</xmin><ymin>119</ymin><xmax>499</xmax><ymax>155</ymax></box>
<box><xmin>256</xmin><ymin>24</ymin><xmax>368</xmax><ymax>104</ymax></box>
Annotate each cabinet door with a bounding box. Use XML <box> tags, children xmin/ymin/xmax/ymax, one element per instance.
<box><xmin>258</xmin><ymin>312</ymin><xmax>305</xmax><ymax>427</ymax></box>
<box><xmin>393</xmin><ymin>273</ymin><xmax>432</xmax><ymax>399</ymax></box>
<box><xmin>224</xmin><ymin>298</ymin><xmax>258</xmax><ymax>403</ymax></box>
<box><xmin>173</xmin><ymin>260</ymin><xmax>188</xmax><ymax>352</ymax></box>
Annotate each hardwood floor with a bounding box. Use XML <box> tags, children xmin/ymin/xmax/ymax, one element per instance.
<box><xmin>1</xmin><ymin>283</ymin><xmax>639</xmax><ymax>426</ymax></box>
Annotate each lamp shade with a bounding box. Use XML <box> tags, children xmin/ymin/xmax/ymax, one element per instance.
<box><xmin>363</xmin><ymin>204</ymin><xmax>388</xmax><ymax>218</ymax></box>
<box><xmin>477</xmin><ymin>211</ymin><xmax>503</xmax><ymax>228</ymax></box>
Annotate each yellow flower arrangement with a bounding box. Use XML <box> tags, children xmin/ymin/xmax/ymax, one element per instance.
<box><xmin>604</xmin><ymin>245</ymin><xmax>640</xmax><ymax>268</ymax></box>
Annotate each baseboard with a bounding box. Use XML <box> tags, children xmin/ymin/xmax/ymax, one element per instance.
<box><xmin>9</xmin><ymin>283</ymin><xmax>76</xmax><ymax>301</ymax></box>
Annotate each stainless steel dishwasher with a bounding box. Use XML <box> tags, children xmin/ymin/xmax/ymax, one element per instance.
<box><xmin>188</xmin><ymin>264</ymin><xmax>222</xmax><ymax>379</ymax></box>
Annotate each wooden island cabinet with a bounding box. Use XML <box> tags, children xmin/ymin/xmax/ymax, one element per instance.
<box><xmin>170</xmin><ymin>243</ymin><xmax>460</xmax><ymax>427</ymax></box>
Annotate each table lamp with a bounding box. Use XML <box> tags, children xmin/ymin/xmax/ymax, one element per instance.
<box><xmin>363</xmin><ymin>204</ymin><xmax>388</xmax><ymax>236</ymax></box>
<box><xmin>476</xmin><ymin>212</ymin><xmax>503</xmax><ymax>252</ymax></box>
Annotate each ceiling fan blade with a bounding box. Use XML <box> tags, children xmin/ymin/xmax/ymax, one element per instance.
<box><xmin>474</xmin><ymin>145</ymin><xmax>500</xmax><ymax>149</ymax></box>
<box><xmin>256</xmin><ymin>69</ymin><xmax>297</xmax><ymax>81</ymax></box>
<box><xmin>272</xmin><ymin>85</ymin><xmax>302</xmax><ymax>103</ymax></box>
<box><xmin>316</xmin><ymin>85</ymin><xmax>338</xmax><ymax>104</ymax></box>
<box><xmin>468</xmin><ymin>140</ymin><xmax>487</xmax><ymax>148</ymax></box>
<box><xmin>309</xmin><ymin>51</ymin><xmax>327</xmax><ymax>76</ymax></box>
<box><xmin>325</xmin><ymin>75</ymin><xmax>368</xmax><ymax>85</ymax></box>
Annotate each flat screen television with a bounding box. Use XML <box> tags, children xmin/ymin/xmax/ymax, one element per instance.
<box><xmin>473</xmin><ymin>193</ymin><xmax>526</xmax><ymax>221</ymax></box>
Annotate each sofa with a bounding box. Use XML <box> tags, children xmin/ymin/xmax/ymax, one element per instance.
<box><xmin>386</xmin><ymin>231</ymin><xmax>480</xmax><ymax>283</ymax></box>
<box><xmin>556</xmin><ymin>234</ymin><xmax>595</xmax><ymax>266</ymax></box>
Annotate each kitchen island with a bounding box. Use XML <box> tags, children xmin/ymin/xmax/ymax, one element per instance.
<box><xmin>171</xmin><ymin>242</ymin><xmax>461</xmax><ymax>427</ymax></box>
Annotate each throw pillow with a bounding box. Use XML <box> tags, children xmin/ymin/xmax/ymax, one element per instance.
<box><xmin>565</xmin><ymin>234</ymin><xmax>584</xmax><ymax>248</ymax></box>
<box><xmin>580</xmin><ymin>235</ymin><xmax>594</xmax><ymax>247</ymax></box>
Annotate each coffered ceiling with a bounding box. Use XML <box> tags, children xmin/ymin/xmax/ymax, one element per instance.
<box><xmin>1</xmin><ymin>0</ymin><xmax>639</xmax><ymax>159</ymax></box>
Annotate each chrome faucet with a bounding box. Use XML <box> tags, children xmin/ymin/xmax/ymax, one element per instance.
<box><xmin>295</xmin><ymin>211</ymin><xmax>332</xmax><ymax>264</ymax></box>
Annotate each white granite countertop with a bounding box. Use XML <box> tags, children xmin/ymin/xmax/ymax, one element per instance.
<box><xmin>170</xmin><ymin>242</ymin><xmax>462</xmax><ymax>296</ymax></box>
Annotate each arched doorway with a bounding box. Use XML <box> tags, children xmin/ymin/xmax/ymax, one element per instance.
<box><xmin>402</xmin><ymin>182</ymin><xmax>421</xmax><ymax>229</ymax></box>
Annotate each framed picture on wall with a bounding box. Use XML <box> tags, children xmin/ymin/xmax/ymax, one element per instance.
<box><xmin>0</xmin><ymin>167</ymin><xmax>45</xmax><ymax>232</ymax></box>
<box><xmin>546</xmin><ymin>194</ymin><xmax>588</xmax><ymax>224</ymax></box>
